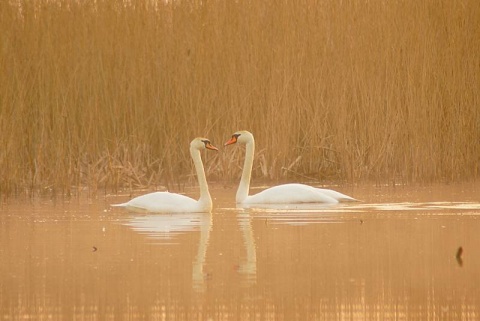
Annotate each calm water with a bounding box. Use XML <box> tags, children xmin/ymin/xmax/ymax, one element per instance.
<box><xmin>1</xmin><ymin>183</ymin><xmax>480</xmax><ymax>320</ymax></box>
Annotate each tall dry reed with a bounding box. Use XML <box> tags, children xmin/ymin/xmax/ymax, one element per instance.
<box><xmin>1</xmin><ymin>0</ymin><xmax>479</xmax><ymax>196</ymax></box>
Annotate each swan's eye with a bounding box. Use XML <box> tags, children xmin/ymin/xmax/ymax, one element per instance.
<box><xmin>202</xmin><ymin>140</ymin><xmax>218</xmax><ymax>151</ymax></box>
<box><xmin>224</xmin><ymin>134</ymin><xmax>240</xmax><ymax>146</ymax></box>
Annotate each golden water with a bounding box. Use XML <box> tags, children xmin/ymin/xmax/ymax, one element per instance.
<box><xmin>1</xmin><ymin>184</ymin><xmax>480</xmax><ymax>320</ymax></box>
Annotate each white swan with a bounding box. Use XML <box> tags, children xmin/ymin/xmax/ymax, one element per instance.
<box><xmin>111</xmin><ymin>137</ymin><xmax>218</xmax><ymax>213</ymax></box>
<box><xmin>224</xmin><ymin>131</ymin><xmax>356</xmax><ymax>205</ymax></box>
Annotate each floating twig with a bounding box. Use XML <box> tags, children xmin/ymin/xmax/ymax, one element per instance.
<box><xmin>456</xmin><ymin>246</ymin><xmax>463</xmax><ymax>267</ymax></box>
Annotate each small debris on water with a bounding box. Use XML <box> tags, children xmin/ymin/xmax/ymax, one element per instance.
<box><xmin>456</xmin><ymin>246</ymin><xmax>463</xmax><ymax>267</ymax></box>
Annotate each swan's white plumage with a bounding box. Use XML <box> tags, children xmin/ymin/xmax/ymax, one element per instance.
<box><xmin>111</xmin><ymin>137</ymin><xmax>217</xmax><ymax>213</ymax></box>
<box><xmin>242</xmin><ymin>184</ymin><xmax>338</xmax><ymax>204</ymax></box>
<box><xmin>225</xmin><ymin>131</ymin><xmax>357</xmax><ymax>205</ymax></box>
<box><xmin>111</xmin><ymin>192</ymin><xmax>206</xmax><ymax>213</ymax></box>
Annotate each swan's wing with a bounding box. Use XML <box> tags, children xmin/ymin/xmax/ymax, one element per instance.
<box><xmin>112</xmin><ymin>192</ymin><xmax>201</xmax><ymax>213</ymax></box>
<box><xmin>244</xmin><ymin>184</ymin><xmax>338</xmax><ymax>204</ymax></box>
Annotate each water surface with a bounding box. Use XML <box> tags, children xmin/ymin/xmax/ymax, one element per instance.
<box><xmin>1</xmin><ymin>184</ymin><xmax>479</xmax><ymax>320</ymax></box>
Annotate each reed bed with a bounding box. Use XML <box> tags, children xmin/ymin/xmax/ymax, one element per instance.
<box><xmin>0</xmin><ymin>0</ymin><xmax>479</xmax><ymax>196</ymax></box>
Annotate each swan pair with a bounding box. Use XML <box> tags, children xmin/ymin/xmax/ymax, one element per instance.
<box><xmin>112</xmin><ymin>131</ymin><xmax>356</xmax><ymax>213</ymax></box>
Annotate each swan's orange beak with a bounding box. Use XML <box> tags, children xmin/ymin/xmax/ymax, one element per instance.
<box><xmin>205</xmin><ymin>142</ymin><xmax>219</xmax><ymax>151</ymax></box>
<box><xmin>224</xmin><ymin>136</ymin><xmax>237</xmax><ymax>146</ymax></box>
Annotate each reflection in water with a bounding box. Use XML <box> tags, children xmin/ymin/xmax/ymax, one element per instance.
<box><xmin>1</xmin><ymin>185</ymin><xmax>480</xmax><ymax>320</ymax></box>
<box><xmin>125</xmin><ymin>212</ymin><xmax>210</xmax><ymax>242</ymax></box>
<box><xmin>237</xmin><ymin>202</ymin><xmax>339</xmax><ymax>211</ymax></box>
<box><xmin>241</xmin><ymin>201</ymin><xmax>480</xmax><ymax>226</ymax></box>
<box><xmin>124</xmin><ymin>212</ymin><xmax>212</xmax><ymax>292</ymax></box>
<box><xmin>237</xmin><ymin>210</ymin><xmax>257</xmax><ymax>285</ymax></box>
<box><xmin>192</xmin><ymin>213</ymin><xmax>212</xmax><ymax>292</ymax></box>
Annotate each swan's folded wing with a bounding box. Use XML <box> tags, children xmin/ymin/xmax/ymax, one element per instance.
<box><xmin>243</xmin><ymin>184</ymin><xmax>338</xmax><ymax>204</ymax></box>
<box><xmin>112</xmin><ymin>192</ymin><xmax>200</xmax><ymax>213</ymax></box>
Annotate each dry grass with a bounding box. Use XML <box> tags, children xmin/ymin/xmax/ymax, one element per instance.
<box><xmin>1</xmin><ymin>0</ymin><xmax>479</xmax><ymax>196</ymax></box>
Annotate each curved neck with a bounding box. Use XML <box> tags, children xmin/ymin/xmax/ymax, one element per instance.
<box><xmin>190</xmin><ymin>146</ymin><xmax>212</xmax><ymax>209</ymax></box>
<box><xmin>237</xmin><ymin>139</ymin><xmax>254</xmax><ymax>203</ymax></box>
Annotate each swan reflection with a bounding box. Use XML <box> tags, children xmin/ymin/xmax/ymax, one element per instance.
<box><xmin>124</xmin><ymin>212</ymin><xmax>212</xmax><ymax>292</ymax></box>
<box><xmin>237</xmin><ymin>210</ymin><xmax>257</xmax><ymax>285</ymax></box>
<box><xmin>237</xmin><ymin>202</ymin><xmax>340</xmax><ymax>211</ymax></box>
<box><xmin>125</xmin><ymin>212</ymin><xmax>211</xmax><ymax>241</ymax></box>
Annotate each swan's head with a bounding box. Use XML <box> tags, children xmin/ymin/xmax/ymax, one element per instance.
<box><xmin>191</xmin><ymin>137</ymin><xmax>219</xmax><ymax>151</ymax></box>
<box><xmin>224</xmin><ymin>130</ymin><xmax>254</xmax><ymax>146</ymax></box>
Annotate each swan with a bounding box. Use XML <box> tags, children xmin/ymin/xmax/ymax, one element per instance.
<box><xmin>111</xmin><ymin>137</ymin><xmax>218</xmax><ymax>213</ymax></box>
<box><xmin>224</xmin><ymin>130</ymin><xmax>357</xmax><ymax>205</ymax></box>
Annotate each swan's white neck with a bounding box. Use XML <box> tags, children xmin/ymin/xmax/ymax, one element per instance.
<box><xmin>190</xmin><ymin>146</ymin><xmax>212</xmax><ymax>210</ymax></box>
<box><xmin>237</xmin><ymin>137</ymin><xmax>254</xmax><ymax>203</ymax></box>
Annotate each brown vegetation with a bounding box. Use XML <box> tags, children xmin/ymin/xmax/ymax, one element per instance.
<box><xmin>1</xmin><ymin>0</ymin><xmax>479</xmax><ymax>196</ymax></box>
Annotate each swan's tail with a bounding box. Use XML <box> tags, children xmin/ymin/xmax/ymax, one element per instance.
<box><xmin>317</xmin><ymin>188</ymin><xmax>359</xmax><ymax>202</ymax></box>
<box><xmin>339</xmin><ymin>196</ymin><xmax>359</xmax><ymax>202</ymax></box>
<box><xmin>111</xmin><ymin>202</ymin><xmax>128</xmax><ymax>207</ymax></box>
<box><xmin>336</xmin><ymin>194</ymin><xmax>359</xmax><ymax>202</ymax></box>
